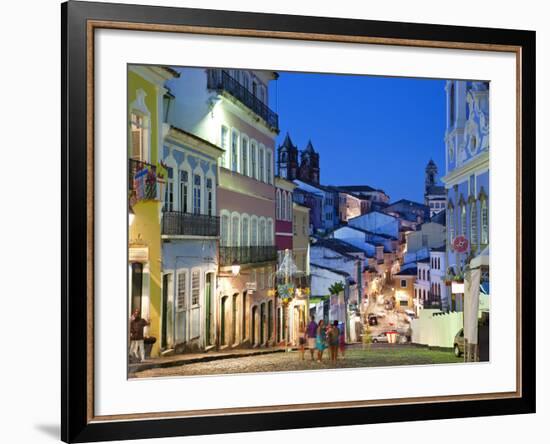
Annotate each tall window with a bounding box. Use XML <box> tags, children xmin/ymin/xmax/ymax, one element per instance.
<box><xmin>449</xmin><ymin>82</ymin><xmax>455</xmax><ymax>125</ymax></box>
<box><xmin>460</xmin><ymin>204</ymin><xmax>467</xmax><ymax>236</ymax></box>
<box><xmin>221</xmin><ymin>214</ymin><xmax>230</xmax><ymax>246</ymax></box>
<box><xmin>220</xmin><ymin>126</ymin><xmax>229</xmax><ymax>168</ymax></box>
<box><xmin>251</xmin><ymin>218</ymin><xmax>258</xmax><ymax>246</ymax></box>
<box><xmin>250</xmin><ymin>142</ymin><xmax>257</xmax><ymax>179</ymax></box>
<box><xmin>276</xmin><ymin>190</ymin><xmax>281</xmax><ymax>220</ymax></box>
<box><xmin>448</xmin><ymin>207</ymin><xmax>455</xmax><ymax>243</ymax></box>
<box><xmin>266</xmin><ymin>219</ymin><xmax>273</xmax><ymax>245</ymax></box>
<box><xmin>232</xmin><ymin>215</ymin><xmax>240</xmax><ymax>247</ymax></box>
<box><xmin>259</xmin><ymin>147</ymin><xmax>265</xmax><ymax>182</ymax></box>
<box><xmin>287</xmin><ymin>194</ymin><xmax>292</xmax><ymax>222</ymax></box>
<box><xmin>179</xmin><ymin>170</ymin><xmax>188</xmax><ymax>213</ymax></box>
<box><xmin>164</xmin><ymin>167</ymin><xmax>174</xmax><ymax>211</ymax></box>
<box><xmin>193</xmin><ymin>174</ymin><xmax>201</xmax><ymax>214</ymax></box>
<box><xmin>266</xmin><ymin>150</ymin><xmax>272</xmax><ymax>184</ymax></box>
<box><xmin>241</xmin><ymin>217</ymin><xmax>249</xmax><ymax>247</ymax></box>
<box><xmin>231</xmin><ymin>130</ymin><xmax>239</xmax><ymax>172</ymax></box>
<box><xmin>241</xmin><ymin>137</ymin><xmax>248</xmax><ymax>176</ymax></box>
<box><xmin>259</xmin><ymin>219</ymin><xmax>266</xmax><ymax>246</ymax></box>
<box><xmin>130</xmin><ymin>112</ymin><xmax>147</xmax><ymax>161</ymax></box>
<box><xmin>206</xmin><ymin>178</ymin><xmax>213</xmax><ymax>216</ymax></box>
<box><xmin>470</xmin><ymin>201</ymin><xmax>478</xmax><ymax>248</ymax></box>
<box><xmin>481</xmin><ymin>199</ymin><xmax>489</xmax><ymax>245</ymax></box>
<box><xmin>259</xmin><ymin>85</ymin><xmax>266</xmax><ymax>104</ymax></box>
<box><xmin>191</xmin><ymin>270</ymin><xmax>200</xmax><ymax>306</ymax></box>
<box><xmin>176</xmin><ymin>271</ymin><xmax>187</xmax><ymax>312</ymax></box>
<box><xmin>282</xmin><ymin>192</ymin><xmax>287</xmax><ymax>221</ymax></box>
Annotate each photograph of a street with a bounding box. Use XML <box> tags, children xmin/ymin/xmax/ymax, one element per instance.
<box><xmin>128</xmin><ymin>65</ymin><xmax>490</xmax><ymax>378</ymax></box>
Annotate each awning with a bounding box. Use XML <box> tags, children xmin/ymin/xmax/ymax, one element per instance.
<box><xmin>470</xmin><ymin>245</ymin><xmax>489</xmax><ymax>269</ymax></box>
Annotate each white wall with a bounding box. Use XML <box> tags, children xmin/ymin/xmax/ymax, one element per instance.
<box><xmin>411</xmin><ymin>310</ymin><xmax>464</xmax><ymax>348</ymax></box>
<box><xmin>2</xmin><ymin>1</ymin><xmax>548</xmax><ymax>444</ymax></box>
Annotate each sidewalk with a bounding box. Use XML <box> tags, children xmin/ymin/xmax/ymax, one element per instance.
<box><xmin>129</xmin><ymin>346</ymin><xmax>289</xmax><ymax>374</ymax></box>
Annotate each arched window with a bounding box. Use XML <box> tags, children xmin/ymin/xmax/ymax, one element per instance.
<box><xmin>231</xmin><ymin>129</ymin><xmax>239</xmax><ymax>172</ymax></box>
<box><xmin>178</xmin><ymin>169</ymin><xmax>189</xmax><ymax>213</ymax></box>
<box><xmin>266</xmin><ymin>149</ymin><xmax>273</xmax><ymax>184</ymax></box>
<box><xmin>163</xmin><ymin>164</ymin><xmax>174</xmax><ymax>212</ymax></box>
<box><xmin>241</xmin><ymin>215</ymin><xmax>249</xmax><ymax>247</ymax></box>
<box><xmin>460</xmin><ymin>204</ymin><xmax>467</xmax><ymax>237</ymax></box>
<box><xmin>282</xmin><ymin>192</ymin><xmax>287</xmax><ymax>221</ymax></box>
<box><xmin>448</xmin><ymin>205</ymin><xmax>455</xmax><ymax>243</ymax></box>
<box><xmin>250</xmin><ymin>217</ymin><xmax>258</xmax><ymax>246</ymax></box>
<box><xmin>220</xmin><ymin>212</ymin><xmax>230</xmax><ymax>246</ymax></box>
<box><xmin>470</xmin><ymin>200</ymin><xmax>478</xmax><ymax>249</ymax></box>
<box><xmin>266</xmin><ymin>218</ymin><xmax>273</xmax><ymax>245</ymax></box>
<box><xmin>259</xmin><ymin>218</ymin><xmax>266</xmax><ymax>246</ymax></box>
<box><xmin>287</xmin><ymin>193</ymin><xmax>292</xmax><ymax>221</ymax></box>
<box><xmin>193</xmin><ymin>173</ymin><xmax>202</xmax><ymax>215</ymax></box>
<box><xmin>481</xmin><ymin>198</ymin><xmax>489</xmax><ymax>245</ymax></box>
<box><xmin>231</xmin><ymin>213</ymin><xmax>240</xmax><ymax>247</ymax></box>
<box><xmin>276</xmin><ymin>189</ymin><xmax>281</xmax><ymax>220</ymax></box>
<box><xmin>241</xmin><ymin>135</ymin><xmax>249</xmax><ymax>176</ymax></box>
<box><xmin>206</xmin><ymin>175</ymin><xmax>214</xmax><ymax>216</ymax></box>
<box><xmin>250</xmin><ymin>141</ymin><xmax>258</xmax><ymax>180</ymax></box>
<box><xmin>259</xmin><ymin>146</ymin><xmax>265</xmax><ymax>182</ymax></box>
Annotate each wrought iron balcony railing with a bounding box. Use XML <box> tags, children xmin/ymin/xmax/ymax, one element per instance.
<box><xmin>129</xmin><ymin>158</ymin><xmax>161</xmax><ymax>201</ymax></box>
<box><xmin>219</xmin><ymin>245</ymin><xmax>277</xmax><ymax>266</ymax></box>
<box><xmin>162</xmin><ymin>211</ymin><xmax>220</xmax><ymax>237</ymax></box>
<box><xmin>275</xmin><ymin>274</ymin><xmax>311</xmax><ymax>289</ymax></box>
<box><xmin>207</xmin><ymin>69</ymin><xmax>279</xmax><ymax>132</ymax></box>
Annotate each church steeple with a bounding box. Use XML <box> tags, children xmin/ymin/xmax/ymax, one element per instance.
<box><xmin>277</xmin><ymin>132</ymin><xmax>299</xmax><ymax>180</ymax></box>
<box><xmin>425</xmin><ymin>159</ymin><xmax>438</xmax><ymax>192</ymax></box>
<box><xmin>299</xmin><ymin>140</ymin><xmax>320</xmax><ymax>185</ymax></box>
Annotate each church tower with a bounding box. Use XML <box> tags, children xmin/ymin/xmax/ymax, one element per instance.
<box><xmin>425</xmin><ymin>159</ymin><xmax>438</xmax><ymax>194</ymax></box>
<box><xmin>299</xmin><ymin>140</ymin><xmax>320</xmax><ymax>185</ymax></box>
<box><xmin>277</xmin><ymin>132</ymin><xmax>299</xmax><ymax>180</ymax></box>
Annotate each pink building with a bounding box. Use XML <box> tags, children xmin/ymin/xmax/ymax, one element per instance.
<box><xmin>275</xmin><ymin>177</ymin><xmax>296</xmax><ymax>255</ymax></box>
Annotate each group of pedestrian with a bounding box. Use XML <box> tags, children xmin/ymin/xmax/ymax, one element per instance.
<box><xmin>298</xmin><ymin>315</ymin><xmax>345</xmax><ymax>362</ymax></box>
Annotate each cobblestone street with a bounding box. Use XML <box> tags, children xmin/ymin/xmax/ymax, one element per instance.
<box><xmin>132</xmin><ymin>344</ymin><xmax>462</xmax><ymax>378</ymax></box>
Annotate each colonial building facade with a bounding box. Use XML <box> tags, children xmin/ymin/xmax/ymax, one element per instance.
<box><xmin>166</xmin><ymin>67</ymin><xmax>279</xmax><ymax>348</ymax></box>
<box><xmin>442</xmin><ymin>80</ymin><xmax>490</xmax><ymax>311</ymax></box>
<box><xmin>128</xmin><ymin>65</ymin><xmax>179</xmax><ymax>358</ymax></box>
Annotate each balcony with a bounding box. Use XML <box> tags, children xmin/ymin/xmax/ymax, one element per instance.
<box><xmin>219</xmin><ymin>245</ymin><xmax>277</xmax><ymax>266</ymax></box>
<box><xmin>129</xmin><ymin>158</ymin><xmax>162</xmax><ymax>201</ymax></box>
<box><xmin>207</xmin><ymin>69</ymin><xmax>279</xmax><ymax>132</ymax></box>
<box><xmin>276</xmin><ymin>274</ymin><xmax>311</xmax><ymax>289</ymax></box>
<box><xmin>162</xmin><ymin>211</ymin><xmax>220</xmax><ymax>237</ymax></box>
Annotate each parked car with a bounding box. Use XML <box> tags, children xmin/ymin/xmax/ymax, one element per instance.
<box><xmin>371</xmin><ymin>332</ymin><xmax>389</xmax><ymax>343</ymax></box>
<box><xmin>453</xmin><ymin>328</ymin><xmax>465</xmax><ymax>357</ymax></box>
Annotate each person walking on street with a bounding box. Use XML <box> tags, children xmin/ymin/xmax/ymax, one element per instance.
<box><xmin>130</xmin><ymin>308</ymin><xmax>150</xmax><ymax>362</ymax></box>
<box><xmin>316</xmin><ymin>319</ymin><xmax>327</xmax><ymax>362</ymax></box>
<box><xmin>328</xmin><ymin>320</ymin><xmax>340</xmax><ymax>362</ymax></box>
<box><xmin>305</xmin><ymin>315</ymin><xmax>318</xmax><ymax>361</ymax></box>
<box><xmin>298</xmin><ymin>323</ymin><xmax>306</xmax><ymax>360</ymax></box>
<box><xmin>338</xmin><ymin>321</ymin><xmax>346</xmax><ymax>359</ymax></box>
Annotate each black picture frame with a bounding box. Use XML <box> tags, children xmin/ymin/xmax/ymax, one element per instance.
<box><xmin>62</xmin><ymin>1</ymin><xmax>536</xmax><ymax>442</ymax></box>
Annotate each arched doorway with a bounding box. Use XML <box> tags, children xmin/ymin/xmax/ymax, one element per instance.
<box><xmin>251</xmin><ymin>306</ymin><xmax>257</xmax><ymax>346</ymax></box>
<box><xmin>205</xmin><ymin>273</ymin><xmax>213</xmax><ymax>347</ymax></box>
<box><xmin>220</xmin><ymin>296</ymin><xmax>228</xmax><ymax>346</ymax></box>
<box><xmin>232</xmin><ymin>293</ymin><xmax>238</xmax><ymax>345</ymax></box>
<box><xmin>260</xmin><ymin>303</ymin><xmax>266</xmax><ymax>345</ymax></box>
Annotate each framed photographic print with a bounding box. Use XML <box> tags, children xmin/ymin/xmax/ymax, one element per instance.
<box><xmin>61</xmin><ymin>1</ymin><xmax>536</xmax><ymax>442</ymax></box>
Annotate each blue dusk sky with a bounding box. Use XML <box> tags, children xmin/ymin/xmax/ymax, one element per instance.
<box><xmin>270</xmin><ymin>72</ymin><xmax>447</xmax><ymax>203</ymax></box>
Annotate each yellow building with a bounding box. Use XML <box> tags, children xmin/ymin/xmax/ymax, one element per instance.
<box><xmin>128</xmin><ymin>65</ymin><xmax>179</xmax><ymax>358</ymax></box>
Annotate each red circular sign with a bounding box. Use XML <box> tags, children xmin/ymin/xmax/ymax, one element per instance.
<box><xmin>452</xmin><ymin>235</ymin><xmax>469</xmax><ymax>253</ymax></box>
